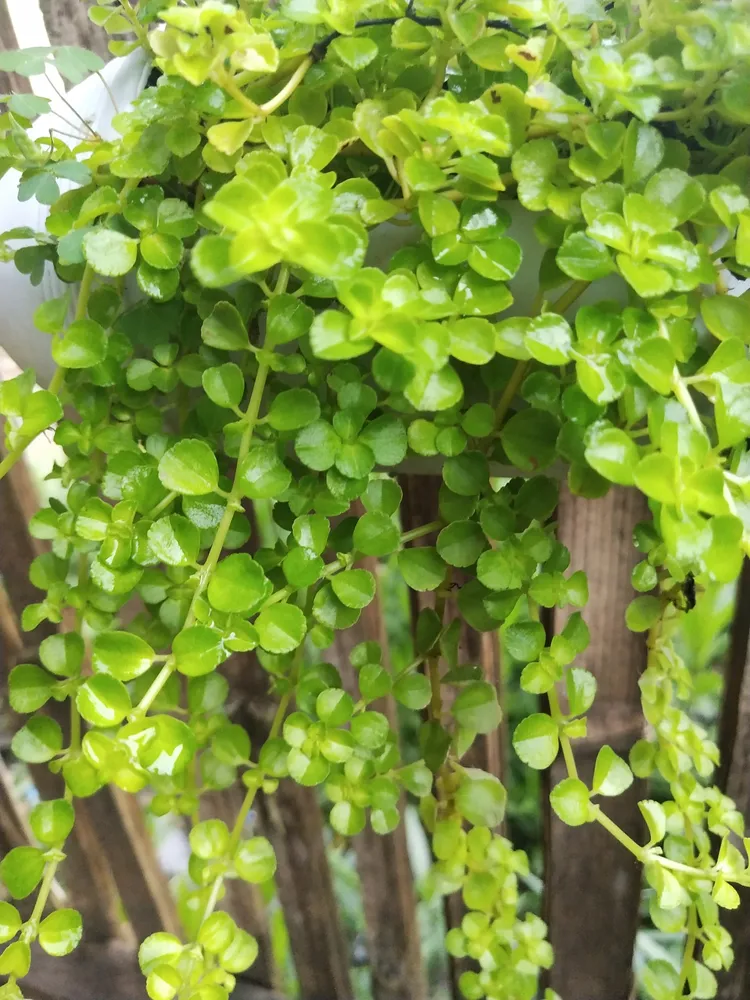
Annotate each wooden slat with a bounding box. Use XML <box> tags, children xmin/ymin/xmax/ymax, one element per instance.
<box><xmin>544</xmin><ymin>484</ymin><xmax>647</xmax><ymax>1000</ymax></box>
<box><xmin>400</xmin><ymin>473</ymin><xmax>506</xmax><ymax>998</ymax></box>
<box><xmin>200</xmin><ymin>785</ymin><xmax>275</xmax><ymax>989</ymax></box>
<box><xmin>82</xmin><ymin>786</ymin><xmax>181</xmax><ymax>941</ymax></box>
<box><xmin>232</xmin><ymin>653</ymin><xmax>354</xmax><ymax>1000</ymax></box>
<box><xmin>716</xmin><ymin>559</ymin><xmax>750</xmax><ymax>1000</ymax></box>
<box><xmin>39</xmin><ymin>0</ymin><xmax>111</xmax><ymax>62</ymax></box>
<box><xmin>329</xmin><ymin>555</ymin><xmax>426</xmax><ymax>1000</ymax></box>
<box><xmin>24</xmin><ymin>942</ymin><xmax>284</xmax><ymax>1000</ymax></box>
<box><xmin>0</xmin><ymin>0</ymin><xmax>31</xmax><ymax>95</ymax></box>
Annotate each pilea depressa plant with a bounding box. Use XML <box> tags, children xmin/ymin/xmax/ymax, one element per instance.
<box><xmin>1</xmin><ymin>1</ymin><xmax>750</xmax><ymax>998</ymax></box>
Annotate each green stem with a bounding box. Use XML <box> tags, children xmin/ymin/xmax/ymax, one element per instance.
<box><xmin>260</xmin><ymin>57</ymin><xmax>313</xmax><ymax>115</ymax></box>
<box><xmin>119</xmin><ymin>0</ymin><xmax>151</xmax><ymax>49</ymax></box>
<box><xmin>548</xmin><ymin>686</ymin><xmax>578</xmax><ymax>780</ymax></box>
<box><xmin>130</xmin><ymin>362</ymin><xmax>270</xmax><ymax>719</ymax></box>
<box><xmin>677</xmin><ymin>905</ymin><xmax>698</xmax><ymax>995</ymax></box>
<box><xmin>400</xmin><ymin>520</ymin><xmax>442</xmax><ymax>544</ymax></box>
<box><xmin>593</xmin><ymin>805</ymin><xmax>645</xmax><ymax>861</ymax></box>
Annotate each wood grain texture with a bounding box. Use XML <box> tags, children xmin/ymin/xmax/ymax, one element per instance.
<box><xmin>0</xmin><ymin>0</ymin><xmax>31</xmax><ymax>96</ymax></box>
<box><xmin>400</xmin><ymin>475</ymin><xmax>506</xmax><ymax>998</ymax></box>
<box><xmin>232</xmin><ymin>653</ymin><xmax>354</xmax><ymax>1000</ymax></box>
<box><xmin>39</xmin><ymin>0</ymin><xmax>111</xmax><ymax>61</ymax></box>
<box><xmin>329</xmin><ymin>552</ymin><xmax>426</xmax><ymax>1000</ymax></box>
<box><xmin>544</xmin><ymin>484</ymin><xmax>648</xmax><ymax>1000</ymax></box>
<box><xmin>717</xmin><ymin>559</ymin><xmax>750</xmax><ymax>1000</ymax></box>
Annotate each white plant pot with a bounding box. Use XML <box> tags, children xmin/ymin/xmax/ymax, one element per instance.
<box><xmin>0</xmin><ymin>50</ymin><xmax>151</xmax><ymax>386</ymax></box>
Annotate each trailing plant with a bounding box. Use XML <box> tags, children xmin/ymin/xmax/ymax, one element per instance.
<box><xmin>0</xmin><ymin>1</ymin><xmax>750</xmax><ymax>999</ymax></box>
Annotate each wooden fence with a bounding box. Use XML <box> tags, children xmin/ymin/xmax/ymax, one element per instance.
<box><xmin>1</xmin><ymin>5</ymin><xmax>750</xmax><ymax>1000</ymax></box>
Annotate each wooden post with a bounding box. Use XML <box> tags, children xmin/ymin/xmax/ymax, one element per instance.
<box><xmin>329</xmin><ymin>554</ymin><xmax>426</xmax><ymax>1000</ymax></box>
<box><xmin>544</xmin><ymin>484</ymin><xmax>647</xmax><ymax>1000</ymax></box>
<box><xmin>0</xmin><ymin>0</ymin><xmax>31</xmax><ymax>95</ymax></box>
<box><xmin>39</xmin><ymin>0</ymin><xmax>111</xmax><ymax>61</ymax></box>
<box><xmin>716</xmin><ymin>560</ymin><xmax>750</xmax><ymax>1000</ymax></box>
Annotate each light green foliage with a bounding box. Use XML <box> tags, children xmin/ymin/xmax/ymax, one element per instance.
<box><xmin>0</xmin><ymin>3</ymin><xmax>749</xmax><ymax>999</ymax></box>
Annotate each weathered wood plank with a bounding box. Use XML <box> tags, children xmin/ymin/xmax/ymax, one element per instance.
<box><xmin>329</xmin><ymin>554</ymin><xmax>426</xmax><ymax>1000</ymax></box>
<box><xmin>544</xmin><ymin>484</ymin><xmax>647</xmax><ymax>1000</ymax></box>
<box><xmin>0</xmin><ymin>0</ymin><xmax>31</xmax><ymax>96</ymax></box>
<box><xmin>82</xmin><ymin>786</ymin><xmax>181</xmax><ymax>941</ymax></box>
<box><xmin>39</xmin><ymin>0</ymin><xmax>111</xmax><ymax>62</ymax></box>
<box><xmin>716</xmin><ymin>559</ymin><xmax>750</xmax><ymax>1000</ymax></box>
<box><xmin>230</xmin><ymin>652</ymin><xmax>354</xmax><ymax>1000</ymax></box>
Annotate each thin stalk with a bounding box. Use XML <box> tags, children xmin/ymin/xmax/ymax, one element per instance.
<box><xmin>131</xmin><ymin>359</ymin><xmax>270</xmax><ymax>718</ymax></box>
<box><xmin>593</xmin><ymin>805</ymin><xmax>645</xmax><ymax>861</ymax></box>
<box><xmin>400</xmin><ymin>520</ymin><xmax>442</xmax><ymax>544</ymax></box>
<box><xmin>548</xmin><ymin>686</ymin><xmax>578</xmax><ymax>779</ymax></box>
<box><xmin>44</xmin><ymin>72</ymin><xmax>98</xmax><ymax>139</ymax></box>
<box><xmin>119</xmin><ymin>0</ymin><xmax>151</xmax><ymax>49</ymax></box>
<box><xmin>260</xmin><ymin>57</ymin><xmax>313</xmax><ymax>115</ymax></box>
<box><xmin>677</xmin><ymin>905</ymin><xmax>698</xmax><ymax>995</ymax></box>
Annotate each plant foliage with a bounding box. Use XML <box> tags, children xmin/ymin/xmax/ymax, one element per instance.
<box><xmin>0</xmin><ymin>1</ymin><xmax>750</xmax><ymax>998</ymax></box>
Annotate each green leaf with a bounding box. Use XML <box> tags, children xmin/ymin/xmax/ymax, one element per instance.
<box><xmin>455</xmin><ymin>768</ymin><xmax>506</xmax><ymax>827</ymax></box>
<box><xmin>0</xmin><ymin>901</ymin><xmax>21</xmax><ymax>943</ymax></box>
<box><xmin>592</xmin><ymin>745</ymin><xmax>633</xmax><ymax>796</ymax></box>
<box><xmin>201</xmin><ymin>301</ymin><xmax>250</xmax><ymax>350</ymax></box>
<box><xmin>437</xmin><ymin>521</ymin><xmax>488</xmax><ymax>567</ymax></box>
<box><xmin>208</xmin><ymin>554</ymin><xmax>267</xmax><ymax>613</ymax></box>
<box><xmin>329</xmin><ymin>35</ymin><xmax>378</xmax><ymax>69</ymax></box>
<box><xmin>550</xmin><ymin>777</ymin><xmax>591</xmax><ymax>826</ymax></box>
<box><xmin>234</xmin><ymin>837</ymin><xmax>277</xmax><ymax>883</ymax></box>
<box><xmin>351</xmin><ymin>711</ymin><xmax>390</xmax><ymax>749</ymax></box>
<box><xmin>625</xmin><ymin>595</ymin><xmax>662</xmax><ymax>633</ymax></box>
<box><xmin>52</xmin><ymin>319</ymin><xmax>107</xmax><ymax>369</ymax></box>
<box><xmin>159</xmin><ymin>439</ymin><xmax>219</xmax><ymax>496</ymax></box>
<box><xmin>147</xmin><ymin>514</ymin><xmax>200</xmax><ymax>566</ymax></box>
<box><xmin>700</xmin><ymin>295</ymin><xmax>750</xmax><ymax>343</ymax></box>
<box><xmin>83</xmin><ymin>229</ymin><xmax>138</xmax><ymax>277</ymax></box>
<box><xmin>0</xmin><ymin>846</ymin><xmax>45</xmax><ymax>899</ymax></box>
<box><xmin>353</xmin><ymin>512</ymin><xmax>400</xmax><ymax>557</ymax></box>
<box><xmin>295</xmin><ymin>420</ymin><xmax>341</xmax><ymax>470</ymax></box>
<box><xmin>39</xmin><ymin>909</ymin><xmax>82</xmax><ymax>957</ymax></box>
<box><xmin>76</xmin><ymin>674</ymin><xmax>131</xmax><ymax>727</ymax></box>
<box><xmin>557</xmin><ymin>232</ymin><xmax>613</xmax><ymax>281</ymax></box>
<box><xmin>8</xmin><ymin>664</ymin><xmax>54</xmax><ymax>714</ymax></box>
<box><xmin>526</xmin><ymin>313</ymin><xmax>572</xmax><ymax>365</ymax></box>
<box><xmin>566</xmin><ymin>667</ymin><xmax>597</xmax><ymax>716</ymax></box>
<box><xmin>639</xmin><ymin>800</ymin><xmax>666</xmax><ymax>846</ymax></box>
<box><xmin>266</xmin><ymin>294</ymin><xmax>314</xmax><ymax>348</ymax></box>
<box><xmin>397</xmin><ymin>547</ymin><xmax>445</xmax><ymax>591</ymax></box>
<box><xmin>622</xmin><ymin>121</ymin><xmax>664</xmax><ymax>187</ymax></box>
<box><xmin>644</xmin><ymin>169</ymin><xmax>704</xmax><ymax>226</ymax></box>
<box><xmin>11</xmin><ymin>715</ymin><xmax>63</xmax><ymax>763</ymax></box>
<box><xmin>255</xmin><ymin>604</ymin><xmax>307</xmax><ymax>654</ymax></box>
<box><xmin>513</xmin><ymin>713</ymin><xmax>559</xmax><ymax>769</ymax></box>
<box><xmin>584</xmin><ymin>423</ymin><xmax>638</xmax><ymax>485</ymax></box>
<box><xmin>443</xmin><ymin>452</ymin><xmax>489</xmax><ymax>497</ymax></box>
<box><xmin>173</xmin><ymin>625</ymin><xmax>226</xmax><ymax>677</ymax></box>
<box><xmin>40</xmin><ymin>632</ymin><xmax>84</xmax><ymax>677</ymax></box>
<box><xmin>503</xmin><ymin>621</ymin><xmax>546</xmax><ymax>662</ymax></box>
<box><xmin>238</xmin><ymin>444</ymin><xmax>291</xmax><ymax>499</ymax></box>
<box><xmin>393</xmin><ymin>673</ymin><xmax>432</xmax><ymax>710</ymax></box>
<box><xmin>92</xmin><ymin>631</ymin><xmax>154</xmax><ymax>681</ymax></box>
<box><xmin>452</xmin><ymin>681</ymin><xmax>501</xmax><ymax>734</ymax></box>
<box><xmin>202</xmin><ymin>363</ymin><xmax>244</xmax><ymax>410</ymax></box>
<box><xmin>267</xmin><ymin>388</ymin><xmax>321</xmax><ymax>432</ymax></box>
<box><xmin>331</xmin><ymin>569</ymin><xmax>375</xmax><ymax>609</ymax></box>
<box><xmin>500</xmin><ymin>409</ymin><xmax>559</xmax><ymax>471</ymax></box>
<box><xmin>29</xmin><ymin>798</ymin><xmax>75</xmax><ymax>846</ymax></box>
